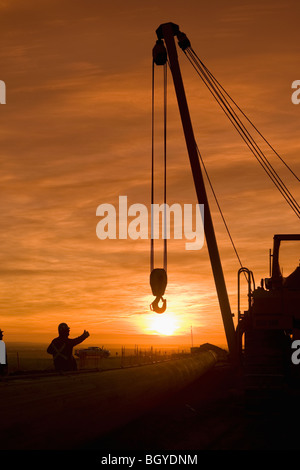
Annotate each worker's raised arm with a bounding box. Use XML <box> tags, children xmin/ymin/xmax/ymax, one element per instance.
<box><xmin>71</xmin><ymin>330</ymin><xmax>90</xmax><ymax>346</ymax></box>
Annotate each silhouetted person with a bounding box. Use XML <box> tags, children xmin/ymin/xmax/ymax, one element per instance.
<box><xmin>0</xmin><ymin>329</ymin><xmax>8</xmax><ymax>376</ymax></box>
<box><xmin>47</xmin><ymin>323</ymin><xmax>90</xmax><ymax>372</ymax></box>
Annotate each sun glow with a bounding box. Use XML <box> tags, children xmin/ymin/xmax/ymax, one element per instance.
<box><xmin>148</xmin><ymin>312</ymin><xmax>179</xmax><ymax>336</ymax></box>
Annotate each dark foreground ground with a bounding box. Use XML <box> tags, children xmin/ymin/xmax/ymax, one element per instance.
<box><xmin>2</xmin><ymin>351</ymin><xmax>300</xmax><ymax>457</ymax></box>
<box><xmin>82</xmin><ymin>358</ymin><xmax>300</xmax><ymax>451</ymax></box>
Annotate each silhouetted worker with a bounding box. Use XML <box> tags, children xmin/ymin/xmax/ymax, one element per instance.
<box><xmin>0</xmin><ymin>329</ymin><xmax>8</xmax><ymax>376</ymax></box>
<box><xmin>47</xmin><ymin>323</ymin><xmax>90</xmax><ymax>372</ymax></box>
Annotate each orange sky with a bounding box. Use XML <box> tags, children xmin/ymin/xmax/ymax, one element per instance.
<box><xmin>0</xmin><ymin>0</ymin><xmax>299</xmax><ymax>349</ymax></box>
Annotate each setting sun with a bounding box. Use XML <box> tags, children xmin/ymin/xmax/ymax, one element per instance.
<box><xmin>149</xmin><ymin>313</ymin><xmax>179</xmax><ymax>336</ymax></box>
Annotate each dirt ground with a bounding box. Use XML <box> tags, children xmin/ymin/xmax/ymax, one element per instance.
<box><xmin>2</xmin><ymin>352</ymin><xmax>300</xmax><ymax>453</ymax></box>
<box><xmin>82</xmin><ymin>359</ymin><xmax>300</xmax><ymax>451</ymax></box>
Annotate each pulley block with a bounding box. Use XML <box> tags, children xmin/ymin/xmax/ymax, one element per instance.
<box><xmin>152</xmin><ymin>39</ymin><xmax>167</xmax><ymax>66</ymax></box>
<box><xmin>150</xmin><ymin>268</ymin><xmax>167</xmax><ymax>314</ymax></box>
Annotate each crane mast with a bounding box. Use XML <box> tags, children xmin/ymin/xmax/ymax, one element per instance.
<box><xmin>153</xmin><ymin>22</ymin><xmax>237</xmax><ymax>360</ymax></box>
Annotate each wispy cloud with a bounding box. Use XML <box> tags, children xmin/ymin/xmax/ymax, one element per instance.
<box><xmin>0</xmin><ymin>0</ymin><xmax>299</xmax><ymax>346</ymax></box>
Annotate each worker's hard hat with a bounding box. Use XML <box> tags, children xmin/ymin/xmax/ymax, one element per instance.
<box><xmin>58</xmin><ymin>323</ymin><xmax>70</xmax><ymax>333</ymax></box>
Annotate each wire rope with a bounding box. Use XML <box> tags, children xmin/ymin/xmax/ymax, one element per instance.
<box><xmin>190</xmin><ymin>47</ymin><xmax>300</xmax><ymax>183</ymax></box>
<box><xmin>184</xmin><ymin>48</ymin><xmax>300</xmax><ymax>219</ymax></box>
<box><xmin>151</xmin><ymin>60</ymin><xmax>168</xmax><ymax>273</ymax></box>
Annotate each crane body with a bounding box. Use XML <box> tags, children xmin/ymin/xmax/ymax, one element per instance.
<box><xmin>152</xmin><ymin>22</ymin><xmax>300</xmax><ymax>390</ymax></box>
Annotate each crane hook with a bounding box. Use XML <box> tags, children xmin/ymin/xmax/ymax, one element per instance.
<box><xmin>150</xmin><ymin>296</ymin><xmax>166</xmax><ymax>314</ymax></box>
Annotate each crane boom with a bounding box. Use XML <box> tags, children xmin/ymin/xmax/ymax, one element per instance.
<box><xmin>155</xmin><ymin>22</ymin><xmax>237</xmax><ymax>359</ymax></box>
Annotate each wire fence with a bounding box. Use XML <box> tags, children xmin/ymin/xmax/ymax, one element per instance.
<box><xmin>5</xmin><ymin>345</ymin><xmax>191</xmax><ymax>375</ymax></box>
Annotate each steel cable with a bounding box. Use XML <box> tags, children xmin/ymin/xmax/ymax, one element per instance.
<box><xmin>151</xmin><ymin>61</ymin><xmax>168</xmax><ymax>273</ymax></box>
<box><xmin>184</xmin><ymin>48</ymin><xmax>300</xmax><ymax>219</ymax></box>
<box><xmin>190</xmin><ymin>47</ymin><xmax>300</xmax><ymax>183</ymax></box>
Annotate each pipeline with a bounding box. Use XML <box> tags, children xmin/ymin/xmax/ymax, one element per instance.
<box><xmin>0</xmin><ymin>351</ymin><xmax>217</xmax><ymax>449</ymax></box>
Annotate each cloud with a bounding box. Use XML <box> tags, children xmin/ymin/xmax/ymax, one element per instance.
<box><xmin>0</xmin><ymin>0</ymin><xmax>299</xmax><ymax>346</ymax></box>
